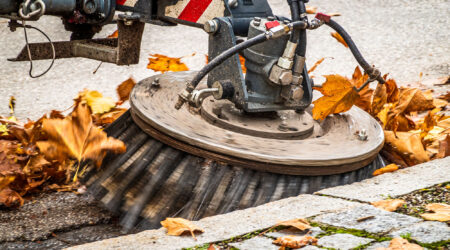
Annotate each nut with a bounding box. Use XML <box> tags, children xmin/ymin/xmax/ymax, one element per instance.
<box><xmin>279</xmin><ymin>71</ymin><xmax>293</xmax><ymax>85</ymax></box>
<box><xmin>277</xmin><ymin>57</ymin><xmax>294</xmax><ymax>69</ymax></box>
<box><xmin>292</xmin><ymin>75</ymin><xmax>303</xmax><ymax>85</ymax></box>
<box><xmin>290</xmin><ymin>87</ymin><xmax>304</xmax><ymax>101</ymax></box>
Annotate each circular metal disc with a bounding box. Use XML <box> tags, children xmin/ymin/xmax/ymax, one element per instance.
<box><xmin>201</xmin><ymin>98</ymin><xmax>315</xmax><ymax>139</ymax></box>
<box><xmin>130</xmin><ymin>71</ymin><xmax>384</xmax><ymax>174</ymax></box>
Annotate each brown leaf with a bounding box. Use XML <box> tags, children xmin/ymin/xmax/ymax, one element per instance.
<box><xmin>437</xmin><ymin>91</ymin><xmax>450</xmax><ymax>101</ymax></box>
<box><xmin>421</xmin><ymin>203</ymin><xmax>450</xmax><ymax>222</ymax></box>
<box><xmin>308</xmin><ymin>58</ymin><xmax>325</xmax><ymax>74</ymax></box>
<box><xmin>147</xmin><ymin>54</ymin><xmax>189</xmax><ymax>73</ymax></box>
<box><xmin>371</xmin><ymin>83</ymin><xmax>387</xmax><ymax>115</ymax></box>
<box><xmin>160</xmin><ymin>217</ymin><xmax>204</xmax><ymax>240</ymax></box>
<box><xmin>385</xmin><ymin>79</ymin><xmax>399</xmax><ymax>104</ymax></box>
<box><xmin>0</xmin><ymin>188</ymin><xmax>24</xmax><ymax>207</ymax></box>
<box><xmin>384</xmin><ymin>131</ymin><xmax>429</xmax><ymax>166</ymax></box>
<box><xmin>276</xmin><ymin>218</ymin><xmax>311</xmax><ymax>231</ymax></box>
<box><xmin>331</xmin><ymin>32</ymin><xmax>348</xmax><ymax>48</ymax></box>
<box><xmin>36</xmin><ymin>103</ymin><xmax>126</xmax><ymax>174</ymax></box>
<box><xmin>351</xmin><ymin>67</ymin><xmax>372</xmax><ymax>112</ymax></box>
<box><xmin>312</xmin><ymin>75</ymin><xmax>359</xmax><ymax>120</ymax></box>
<box><xmin>371</xmin><ymin>199</ymin><xmax>405</xmax><ymax>212</ymax></box>
<box><xmin>273</xmin><ymin>235</ymin><xmax>318</xmax><ymax>249</ymax></box>
<box><xmin>395</xmin><ymin>88</ymin><xmax>435</xmax><ymax>114</ymax></box>
<box><xmin>372</xmin><ymin>163</ymin><xmax>399</xmax><ymax>176</ymax></box>
<box><xmin>378</xmin><ymin>238</ymin><xmax>423</xmax><ymax>250</ymax></box>
<box><xmin>93</xmin><ymin>108</ymin><xmax>127</xmax><ymax>127</ymax></box>
<box><xmin>117</xmin><ymin>77</ymin><xmax>136</xmax><ymax>105</ymax></box>
<box><xmin>437</xmin><ymin>134</ymin><xmax>450</xmax><ymax>158</ymax></box>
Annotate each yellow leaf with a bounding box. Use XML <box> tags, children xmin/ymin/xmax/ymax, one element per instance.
<box><xmin>83</xmin><ymin>90</ymin><xmax>116</xmax><ymax>114</ymax></box>
<box><xmin>36</xmin><ymin>103</ymin><xmax>126</xmax><ymax>175</ymax></box>
<box><xmin>420</xmin><ymin>203</ymin><xmax>450</xmax><ymax>222</ymax></box>
<box><xmin>0</xmin><ymin>124</ymin><xmax>8</xmax><ymax>136</ymax></box>
<box><xmin>378</xmin><ymin>238</ymin><xmax>423</xmax><ymax>250</ymax></box>
<box><xmin>370</xmin><ymin>199</ymin><xmax>405</xmax><ymax>212</ymax></box>
<box><xmin>160</xmin><ymin>217</ymin><xmax>204</xmax><ymax>240</ymax></box>
<box><xmin>273</xmin><ymin>235</ymin><xmax>318</xmax><ymax>249</ymax></box>
<box><xmin>331</xmin><ymin>32</ymin><xmax>348</xmax><ymax>48</ymax></box>
<box><xmin>312</xmin><ymin>75</ymin><xmax>359</xmax><ymax>120</ymax></box>
<box><xmin>373</xmin><ymin>163</ymin><xmax>399</xmax><ymax>176</ymax></box>
<box><xmin>147</xmin><ymin>54</ymin><xmax>189</xmax><ymax>73</ymax></box>
<box><xmin>384</xmin><ymin>131</ymin><xmax>429</xmax><ymax>166</ymax></box>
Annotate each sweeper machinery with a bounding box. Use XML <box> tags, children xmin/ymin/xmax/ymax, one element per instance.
<box><xmin>1</xmin><ymin>0</ymin><xmax>387</xmax><ymax>231</ymax></box>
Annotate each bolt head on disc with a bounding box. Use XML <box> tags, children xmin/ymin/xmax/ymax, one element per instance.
<box><xmin>130</xmin><ymin>71</ymin><xmax>384</xmax><ymax>175</ymax></box>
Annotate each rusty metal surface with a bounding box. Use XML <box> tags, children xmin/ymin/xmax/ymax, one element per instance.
<box><xmin>130</xmin><ymin>71</ymin><xmax>384</xmax><ymax>170</ymax></box>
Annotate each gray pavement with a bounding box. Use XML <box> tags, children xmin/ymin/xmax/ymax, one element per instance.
<box><xmin>1</xmin><ymin>0</ymin><xmax>449</xmax><ymax>120</ymax></box>
<box><xmin>69</xmin><ymin>157</ymin><xmax>450</xmax><ymax>249</ymax></box>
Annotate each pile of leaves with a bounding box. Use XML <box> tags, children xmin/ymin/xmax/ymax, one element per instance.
<box><xmin>0</xmin><ymin>78</ymin><xmax>136</xmax><ymax>207</ymax></box>
<box><xmin>311</xmin><ymin>60</ymin><xmax>449</xmax><ymax>171</ymax></box>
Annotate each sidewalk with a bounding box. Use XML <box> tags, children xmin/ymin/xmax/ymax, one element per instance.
<box><xmin>69</xmin><ymin>157</ymin><xmax>450</xmax><ymax>250</ymax></box>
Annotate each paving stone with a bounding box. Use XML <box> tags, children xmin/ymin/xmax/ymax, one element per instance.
<box><xmin>317</xmin><ymin>158</ymin><xmax>450</xmax><ymax>202</ymax></box>
<box><xmin>313</xmin><ymin>204</ymin><xmax>421</xmax><ymax>234</ymax></box>
<box><xmin>317</xmin><ymin>233</ymin><xmax>373</xmax><ymax>250</ymax></box>
<box><xmin>300</xmin><ymin>246</ymin><xmax>324</xmax><ymax>250</ymax></box>
<box><xmin>366</xmin><ymin>241</ymin><xmax>390</xmax><ymax>250</ymax></box>
<box><xmin>229</xmin><ymin>237</ymin><xmax>278</xmax><ymax>250</ymax></box>
<box><xmin>68</xmin><ymin>195</ymin><xmax>359</xmax><ymax>250</ymax></box>
<box><xmin>265</xmin><ymin>227</ymin><xmax>324</xmax><ymax>239</ymax></box>
<box><xmin>389</xmin><ymin>221</ymin><xmax>450</xmax><ymax>244</ymax></box>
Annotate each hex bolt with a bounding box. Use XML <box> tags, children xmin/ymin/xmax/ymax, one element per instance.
<box><xmin>204</xmin><ymin>20</ymin><xmax>219</xmax><ymax>34</ymax></box>
<box><xmin>279</xmin><ymin>71</ymin><xmax>293</xmax><ymax>85</ymax></box>
<box><xmin>152</xmin><ymin>78</ymin><xmax>160</xmax><ymax>87</ymax></box>
<box><xmin>267</xmin><ymin>16</ymin><xmax>275</xmax><ymax>21</ymax></box>
<box><xmin>253</xmin><ymin>17</ymin><xmax>261</xmax><ymax>27</ymax></box>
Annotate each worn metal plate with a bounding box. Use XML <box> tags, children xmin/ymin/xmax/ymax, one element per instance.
<box><xmin>130</xmin><ymin>71</ymin><xmax>384</xmax><ymax>172</ymax></box>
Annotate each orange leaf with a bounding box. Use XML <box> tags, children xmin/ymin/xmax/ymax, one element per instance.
<box><xmin>373</xmin><ymin>163</ymin><xmax>399</xmax><ymax>176</ymax></box>
<box><xmin>36</xmin><ymin>103</ymin><xmax>126</xmax><ymax>172</ymax></box>
<box><xmin>305</xmin><ymin>6</ymin><xmax>317</xmax><ymax>14</ymax></box>
<box><xmin>273</xmin><ymin>235</ymin><xmax>318</xmax><ymax>249</ymax></box>
<box><xmin>371</xmin><ymin>83</ymin><xmax>387</xmax><ymax>115</ymax></box>
<box><xmin>437</xmin><ymin>134</ymin><xmax>450</xmax><ymax>159</ymax></box>
<box><xmin>331</xmin><ymin>32</ymin><xmax>348</xmax><ymax>48</ymax></box>
<box><xmin>371</xmin><ymin>199</ymin><xmax>405</xmax><ymax>212</ymax></box>
<box><xmin>378</xmin><ymin>238</ymin><xmax>423</xmax><ymax>250</ymax></box>
<box><xmin>108</xmin><ymin>30</ymin><xmax>118</xmax><ymax>38</ymax></box>
<box><xmin>147</xmin><ymin>54</ymin><xmax>189</xmax><ymax>73</ymax></box>
<box><xmin>385</xmin><ymin>79</ymin><xmax>399</xmax><ymax>104</ymax></box>
<box><xmin>308</xmin><ymin>58</ymin><xmax>325</xmax><ymax>74</ymax></box>
<box><xmin>160</xmin><ymin>217</ymin><xmax>204</xmax><ymax>240</ymax></box>
<box><xmin>312</xmin><ymin>75</ymin><xmax>359</xmax><ymax>120</ymax></box>
<box><xmin>395</xmin><ymin>88</ymin><xmax>435</xmax><ymax>114</ymax></box>
<box><xmin>437</xmin><ymin>91</ymin><xmax>450</xmax><ymax>101</ymax></box>
<box><xmin>116</xmin><ymin>77</ymin><xmax>137</xmax><ymax>104</ymax></box>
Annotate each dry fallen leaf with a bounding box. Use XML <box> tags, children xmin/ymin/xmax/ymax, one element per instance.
<box><xmin>80</xmin><ymin>90</ymin><xmax>116</xmax><ymax>115</ymax></box>
<box><xmin>116</xmin><ymin>77</ymin><xmax>136</xmax><ymax>105</ymax></box>
<box><xmin>420</xmin><ymin>203</ymin><xmax>450</xmax><ymax>222</ymax></box>
<box><xmin>371</xmin><ymin>83</ymin><xmax>388</xmax><ymax>115</ymax></box>
<box><xmin>395</xmin><ymin>88</ymin><xmax>435</xmax><ymax>114</ymax></box>
<box><xmin>160</xmin><ymin>217</ymin><xmax>204</xmax><ymax>240</ymax></box>
<box><xmin>378</xmin><ymin>238</ymin><xmax>423</xmax><ymax>250</ymax></box>
<box><xmin>436</xmin><ymin>134</ymin><xmax>450</xmax><ymax>158</ymax></box>
<box><xmin>305</xmin><ymin>6</ymin><xmax>317</xmax><ymax>14</ymax></box>
<box><xmin>0</xmin><ymin>187</ymin><xmax>24</xmax><ymax>207</ymax></box>
<box><xmin>273</xmin><ymin>235</ymin><xmax>318</xmax><ymax>249</ymax></box>
<box><xmin>371</xmin><ymin>199</ymin><xmax>405</xmax><ymax>212</ymax></box>
<box><xmin>312</xmin><ymin>74</ymin><xmax>359</xmax><ymax>120</ymax></box>
<box><xmin>384</xmin><ymin>131</ymin><xmax>429</xmax><ymax>166</ymax></box>
<box><xmin>36</xmin><ymin>103</ymin><xmax>126</xmax><ymax>180</ymax></box>
<box><xmin>108</xmin><ymin>30</ymin><xmax>118</xmax><ymax>38</ymax></box>
<box><xmin>373</xmin><ymin>163</ymin><xmax>399</xmax><ymax>176</ymax></box>
<box><xmin>331</xmin><ymin>32</ymin><xmax>348</xmax><ymax>48</ymax></box>
<box><xmin>308</xmin><ymin>58</ymin><xmax>325</xmax><ymax>74</ymax></box>
<box><xmin>276</xmin><ymin>218</ymin><xmax>311</xmax><ymax>231</ymax></box>
<box><xmin>147</xmin><ymin>54</ymin><xmax>189</xmax><ymax>73</ymax></box>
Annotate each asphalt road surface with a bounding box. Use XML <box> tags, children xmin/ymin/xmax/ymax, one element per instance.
<box><xmin>0</xmin><ymin>0</ymin><xmax>449</xmax><ymax>120</ymax></box>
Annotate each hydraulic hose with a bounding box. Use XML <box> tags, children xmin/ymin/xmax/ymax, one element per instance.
<box><xmin>325</xmin><ymin>19</ymin><xmax>385</xmax><ymax>83</ymax></box>
<box><xmin>190</xmin><ymin>33</ymin><xmax>268</xmax><ymax>89</ymax></box>
<box><xmin>297</xmin><ymin>1</ymin><xmax>307</xmax><ymax>57</ymax></box>
<box><xmin>288</xmin><ymin>0</ymin><xmax>300</xmax><ymax>43</ymax></box>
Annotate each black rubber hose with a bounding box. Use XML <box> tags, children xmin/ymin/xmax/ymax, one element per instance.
<box><xmin>190</xmin><ymin>33</ymin><xmax>268</xmax><ymax>88</ymax></box>
<box><xmin>288</xmin><ymin>0</ymin><xmax>300</xmax><ymax>43</ymax></box>
<box><xmin>325</xmin><ymin>19</ymin><xmax>385</xmax><ymax>83</ymax></box>
<box><xmin>297</xmin><ymin>1</ymin><xmax>307</xmax><ymax>57</ymax></box>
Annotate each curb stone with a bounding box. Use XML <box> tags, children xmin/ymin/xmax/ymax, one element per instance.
<box><xmin>317</xmin><ymin>233</ymin><xmax>374</xmax><ymax>250</ymax></box>
<box><xmin>68</xmin><ymin>159</ymin><xmax>450</xmax><ymax>250</ymax></box>
<box><xmin>389</xmin><ymin>221</ymin><xmax>450</xmax><ymax>244</ymax></box>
